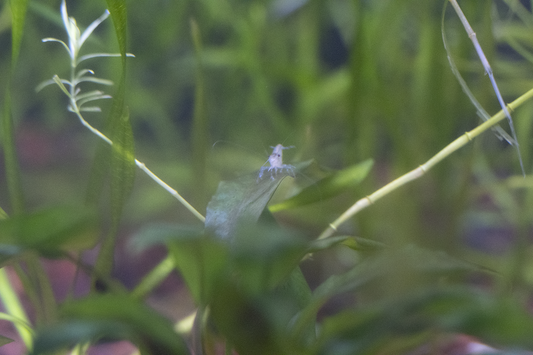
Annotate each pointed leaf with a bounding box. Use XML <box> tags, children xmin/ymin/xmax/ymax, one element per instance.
<box><xmin>205</xmin><ymin>169</ymin><xmax>294</xmax><ymax>240</ymax></box>
<box><xmin>105</xmin><ymin>0</ymin><xmax>128</xmax><ymax>62</ymax></box>
<box><xmin>270</xmin><ymin>159</ymin><xmax>373</xmax><ymax>212</ymax></box>
<box><xmin>0</xmin><ymin>334</ymin><xmax>13</xmax><ymax>347</ymax></box>
<box><xmin>0</xmin><ymin>206</ymin><xmax>98</xmax><ymax>262</ymax></box>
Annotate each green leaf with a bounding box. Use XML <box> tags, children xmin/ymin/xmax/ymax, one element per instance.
<box><xmin>269</xmin><ymin>159</ymin><xmax>374</xmax><ymax>212</ymax></box>
<box><xmin>93</xmin><ymin>97</ymin><xmax>135</xmax><ymax>283</ymax></box>
<box><xmin>190</xmin><ymin>18</ymin><xmax>208</xmax><ymax>204</ymax></box>
<box><xmin>208</xmin><ymin>264</ymin><xmax>313</xmax><ymax>355</ymax></box>
<box><xmin>1</xmin><ymin>92</ymin><xmax>24</xmax><ymax>215</ymax></box>
<box><xmin>104</xmin><ymin>0</ymin><xmax>128</xmax><ymax>62</ymax></box>
<box><xmin>0</xmin><ymin>334</ymin><xmax>13</xmax><ymax>347</ymax></box>
<box><xmin>31</xmin><ymin>295</ymin><xmax>189</xmax><ymax>355</ymax></box>
<box><xmin>2</xmin><ymin>0</ymin><xmax>29</xmax><ymax>217</ymax></box>
<box><xmin>9</xmin><ymin>0</ymin><xmax>28</xmax><ymax>66</ymax></box>
<box><xmin>316</xmin><ymin>287</ymin><xmax>533</xmax><ymax>355</ymax></box>
<box><xmin>90</xmin><ymin>0</ymin><xmax>132</xmax><ymax>284</ymax></box>
<box><xmin>129</xmin><ymin>223</ymin><xmax>203</xmax><ymax>254</ymax></box>
<box><xmin>0</xmin><ymin>206</ymin><xmax>98</xmax><ymax>262</ymax></box>
<box><xmin>205</xmin><ymin>169</ymin><xmax>294</xmax><ymax>240</ymax></box>
<box><xmin>294</xmin><ymin>244</ymin><xmax>486</xmax><ymax>342</ymax></box>
<box><xmin>230</xmin><ymin>223</ymin><xmax>309</xmax><ymax>294</ymax></box>
<box><xmin>167</xmin><ymin>234</ymin><xmax>228</xmax><ymax>305</ymax></box>
<box><xmin>308</xmin><ymin>235</ymin><xmax>387</xmax><ymax>253</ymax></box>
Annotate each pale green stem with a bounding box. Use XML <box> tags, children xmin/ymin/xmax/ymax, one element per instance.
<box><xmin>318</xmin><ymin>87</ymin><xmax>533</xmax><ymax>240</ymax></box>
<box><xmin>131</xmin><ymin>255</ymin><xmax>174</xmax><ymax>299</ymax></box>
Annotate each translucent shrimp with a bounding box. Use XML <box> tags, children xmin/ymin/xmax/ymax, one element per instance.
<box><xmin>257</xmin><ymin>144</ymin><xmax>296</xmax><ymax>181</ymax></box>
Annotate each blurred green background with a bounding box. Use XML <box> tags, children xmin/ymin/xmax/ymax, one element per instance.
<box><xmin>2</xmin><ymin>0</ymin><xmax>533</xmax><ymax>287</ymax></box>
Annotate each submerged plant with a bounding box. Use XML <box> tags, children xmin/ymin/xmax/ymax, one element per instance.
<box><xmin>37</xmin><ymin>0</ymin><xmax>204</xmax><ymax>222</ymax></box>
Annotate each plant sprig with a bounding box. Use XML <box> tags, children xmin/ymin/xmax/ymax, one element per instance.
<box><xmin>37</xmin><ymin>0</ymin><xmax>205</xmax><ymax>223</ymax></box>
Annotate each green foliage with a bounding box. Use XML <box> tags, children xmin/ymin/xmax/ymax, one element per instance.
<box><xmin>2</xmin><ymin>0</ymin><xmax>533</xmax><ymax>354</ymax></box>
<box><xmin>31</xmin><ymin>295</ymin><xmax>189</xmax><ymax>355</ymax></box>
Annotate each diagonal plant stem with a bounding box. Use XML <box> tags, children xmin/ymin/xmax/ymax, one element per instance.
<box><xmin>448</xmin><ymin>0</ymin><xmax>525</xmax><ymax>177</ymax></box>
<box><xmin>71</xmin><ymin>103</ymin><xmax>206</xmax><ymax>222</ymax></box>
<box><xmin>318</xmin><ymin>87</ymin><xmax>533</xmax><ymax>240</ymax></box>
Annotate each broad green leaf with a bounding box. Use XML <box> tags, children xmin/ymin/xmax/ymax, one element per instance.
<box><xmin>230</xmin><ymin>223</ymin><xmax>309</xmax><ymax>294</ymax></box>
<box><xmin>31</xmin><ymin>320</ymin><xmax>128</xmax><ymax>354</ymax></box>
<box><xmin>205</xmin><ymin>169</ymin><xmax>294</xmax><ymax>240</ymax></box>
<box><xmin>269</xmin><ymin>159</ymin><xmax>373</xmax><ymax>212</ymax></box>
<box><xmin>31</xmin><ymin>295</ymin><xmax>188</xmax><ymax>355</ymax></box>
<box><xmin>0</xmin><ymin>206</ymin><xmax>98</xmax><ymax>262</ymax></box>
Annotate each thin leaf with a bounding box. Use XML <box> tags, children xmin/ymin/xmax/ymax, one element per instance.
<box><xmin>91</xmin><ymin>0</ymin><xmax>132</xmax><ymax>285</ymax></box>
<box><xmin>105</xmin><ymin>0</ymin><xmax>128</xmax><ymax>62</ymax></box>
<box><xmin>77</xmin><ymin>53</ymin><xmax>134</xmax><ymax>65</ymax></box>
<box><xmin>76</xmin><ymin>77</ymin><xmax>114</xmax><ymax>86</ymax></box>
<box><xmin>2</xmin><ymin>91</ymin><xmax>24</xmax><ymax>214</ymax></box>
<box><xmin>9</xmin><ymin>0</ymin><xmax>28</xmax><ymax>66</ymax></box>
<box><xmin>191</xmin><ymin>18</ymin><xmax>208</xmax><ymax>204</ymax></box>
<box><xmin>308</xmin><ymin>235</ymin><xmax>386</xmax><ymax>253</ymax></box>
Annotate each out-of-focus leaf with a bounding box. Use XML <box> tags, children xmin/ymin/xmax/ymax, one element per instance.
<box><xmin>269</xmin><ymin>159</ymin><xmax>373</xmax><ymax>212</ymax></box>
<box><xmin>3</xmin><ymin>0</ymin><xmax>29</xmax><ymax>216</ymax></box>
<box><xmin>167</xmin><ymin>234</ymin><xmax>228</xmax><ymax>305</ymax></box>
<box><xmin>308</xmin><ymin>235</ymin><xmax>387</xmax><ymax>253</ymax></box>
<box><xmin>31</xmin><ymin>320</ymin><xmax>128</xmax><ymax>354</ymax></box>
<box><xmin>0</xmin><ymin>206</ymin><xmax>98</xmax><ymax>262</ymax></box>
<box><xmin>0</xmin><ymin>334</ymin><xmax>13</xmax><ymax>347</ymax></box>
<box><xmin>316</xmin><ymin>287</ymin><xmax>533</xmax><ymax>355</ymax></box>
<box><xmin>105</xmin><ymin>0</ymin><xmax>128</xmax><ymax>61</ymax></box>
<box><xmin>293</xmin><ymin>244</ymin><xmax>487</xmax><ymax>341</ymax></box>
<box><xmin>230</xmin><ymin>222</ymin><xmax>308</xmax><ymax>293</ymax></box>
<box><xmin>89</xmin><ymin>0</ymin><xmax>132</xmax><ymax>284</ymax></box>
<box><xmin>128</xmin><ymin>223</ymin><xmax>203</xmax><ymax>254</ymax></box>
<box><xmin>9</xmin><ymin>0</ymin><xmax>28</xmax><ymax>65</ymax></box>
<box><xmin>32</xmin><ymin>295</ymin><xmax>188</xmax><ymax>355</ymax></box>
<box><xmin>94</xmin><ymin>95</ymin><xmax>135</xmax><ymax>284</ymax></box>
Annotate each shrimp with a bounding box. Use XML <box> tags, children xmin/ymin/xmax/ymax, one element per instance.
<box><xmin>258</xmin><ymin>144</ymin><xmax>296</xmax><ymax>181</ymax></box>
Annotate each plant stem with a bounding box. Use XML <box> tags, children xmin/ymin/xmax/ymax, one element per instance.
<box><xmin>318</xmin><ymin>87</ymin><xmax>533</xmax><ymax>240</ymax></box>
<box><xmin>71</xmin><ymin>106</ymin><xmax>205</xmax><ymax>222</ymax></box>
